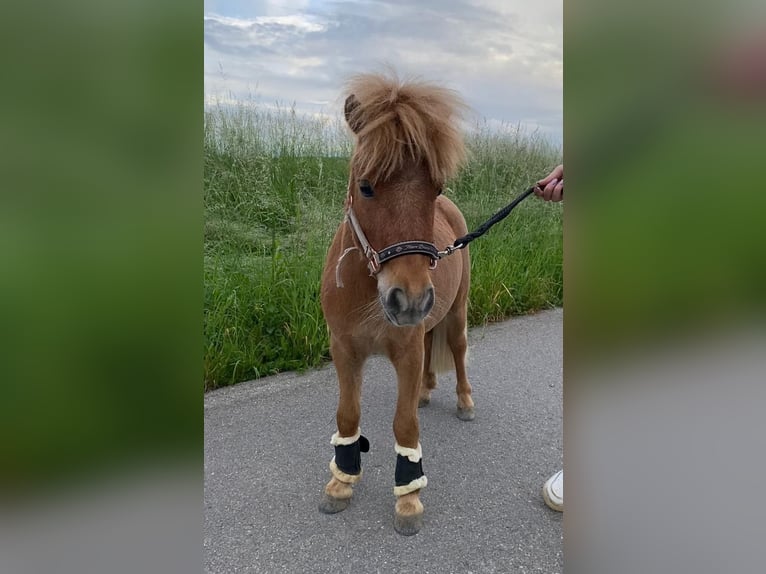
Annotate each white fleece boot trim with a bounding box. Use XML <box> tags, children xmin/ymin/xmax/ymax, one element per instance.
<box><xmin>393</xmin><ymin>475</ymin><xmax>428</xmax><ymax>496</ymax></box>
<box><xmin>330</xmin><ymin>428</ymin><xmax>361</xmax><ymax>446</ymax></box>
<box><xmin>394</xmin><ymin>442</ymin><xmax>423</xmax><ymax>463</ymax></box>
<box><xmin>329</xmin><ymin>457</ymin><xmax>363</xmax><ymax>484</ymax></box>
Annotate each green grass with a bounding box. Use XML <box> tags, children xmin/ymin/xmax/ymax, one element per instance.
<box><xmin>204</xmin><ymin>103</ymin><xmax>562</xmax><ymax>390</ymax></box>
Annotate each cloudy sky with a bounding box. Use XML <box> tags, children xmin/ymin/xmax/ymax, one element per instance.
<box><xmin>204</xmin><ymin>0</ymin><xmax>562</xmax><ymax>144</ymax></box>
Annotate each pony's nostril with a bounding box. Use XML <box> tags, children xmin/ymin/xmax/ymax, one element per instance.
<box><xmin>422</xmin><ymin>286</ymin><xmax>435</xmax><ymax>314</ymax></box>
<box><xmin>386</xmin><ymin>288</ymin><xmax>408</xmax><ymax>314</ymax></box>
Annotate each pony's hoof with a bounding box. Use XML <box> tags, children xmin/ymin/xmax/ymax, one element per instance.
<box><xmin>394</xmin><ymin>493</ymin><xmax>423</xmax><ymax>535</ymax></box>
<box><xmin>394</xmin><ymin>512</ymin><xmax>423</xmax><ymax>536</ymax></box>
<box><xmin>418</xmin><ymin>396</ymin><xmax>430</xmax><ymax>408</ymax></box>
<box><xmin>318</xmin><ymin>492</ymin><xmax>351</xmax><ymax>514</ymax></box>
<box><xmin>456</xmin><ymin>406</ymin><xmax>475</xmax><ymax>421</ymax></box>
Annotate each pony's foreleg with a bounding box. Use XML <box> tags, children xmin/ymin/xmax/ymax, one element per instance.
<box><xmin>447</xmin><ymin>312</ymin><xmax>475</xmax><ymax>421</ymax></box>
<box><xmin>389</xmin><ymin>333</ymin><xmax>427</xmax><ymax>535</ymax></box>
<box><xmin>318</xmin><ymin>338</ymin><xmax>367</xmax><ymax>514</ymax></box>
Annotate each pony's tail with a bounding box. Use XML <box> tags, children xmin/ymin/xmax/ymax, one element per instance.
<box><xmin>429</xmin><ymin>322</ymin><xmax>455</xmax><ymax>374</ymax></box>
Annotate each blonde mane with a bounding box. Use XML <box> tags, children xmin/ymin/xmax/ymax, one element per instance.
<box><xmin>344</xmin><ymin>72</ymin><xmax>467</xmax><ymax>187</ymax></box>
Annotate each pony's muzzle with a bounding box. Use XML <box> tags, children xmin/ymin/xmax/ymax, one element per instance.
<box><xmin>382</xmin><ymin>285</ymin><xmax>434</xmax><ymax>326</ymax></box>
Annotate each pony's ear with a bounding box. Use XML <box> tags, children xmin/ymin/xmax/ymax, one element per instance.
<box><xmin>344</xmin><ymin>94</ymin><xmax>363</xmax><ymax>133</ymax></box>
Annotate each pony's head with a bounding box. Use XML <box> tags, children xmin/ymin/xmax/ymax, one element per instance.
<box><xmin>344</xmin><ymin>72</ymin><xmax>466</xmax><ymax>326</ymax></box>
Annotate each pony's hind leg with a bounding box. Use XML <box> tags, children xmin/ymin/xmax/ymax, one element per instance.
<box><xmin>447</xmin><ymin>312</ymin><xmax>474</xmax><ymax>421</ymax></box>
<box><xmin>319</xmin><ymin>337</ymin><xmax>367</xmax><ymax>514</ymax></box>
<box><xmin>418</xmin><ymin>329</ymin><xmax>437</xmax><ymax>407</ymax></box>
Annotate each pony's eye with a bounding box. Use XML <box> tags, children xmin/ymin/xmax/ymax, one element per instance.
<box><xmin>359</xmin><ymin>180</ymin><xmax>374</xmax><ymax>198</ymax></box>
<box><xmin>437</xmin><ymin>188</ymin><xmax>443</xmax><ymax>196</ymax></box>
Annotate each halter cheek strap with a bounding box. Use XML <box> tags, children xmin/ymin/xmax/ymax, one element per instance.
<box><xmin>345</xmin><ymin>196</ymin><xmax>381</xmax><ymax>275</ymax></box>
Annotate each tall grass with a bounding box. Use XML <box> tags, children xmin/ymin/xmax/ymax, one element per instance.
<box><xmin>204</xmin><ymin>103</ymin><xmax>562</xmax><ymax>390</ymax></box>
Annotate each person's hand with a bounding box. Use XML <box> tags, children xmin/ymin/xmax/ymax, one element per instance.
<box><xmin>536</xmin><ymin>164</ymin><xmax>564</xmax><ymax>202</ymax></box>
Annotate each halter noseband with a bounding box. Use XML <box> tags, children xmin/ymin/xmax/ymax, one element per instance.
<box><xmin>344</xmin><ymin>193</ymin><xmax>440</xmax><ymax>277</ymax></box>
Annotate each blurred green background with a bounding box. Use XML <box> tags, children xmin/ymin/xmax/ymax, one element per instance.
<box><xmin>566</xmin><ymin>0</ymin><xmax>766</xmax><ymax>361</ymax></box>
<box><xmin>0</xmin><ymin>1</ymin><xmax>200</xmax><ymax>491</ymax></box>
<box><xmin>566</xmin><ymin>2</ymin><xmax>766</xmax><ymax>573</ymax></box>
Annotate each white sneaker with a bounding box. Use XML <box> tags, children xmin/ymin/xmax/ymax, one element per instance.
<box><xmin>542</xmin><ymin>470</ymin><xmax>563</xmax><ymax>512</ymax></box>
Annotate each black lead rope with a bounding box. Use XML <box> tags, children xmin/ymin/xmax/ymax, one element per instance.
<box><xmin>440</xmin><ymin>186</ymin><xmax>536</xmax><ymax>257</ymax></box>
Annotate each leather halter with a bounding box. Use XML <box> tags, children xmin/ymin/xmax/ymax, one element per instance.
<box><xmin>344</xmin><ymin>191</ymin><xmax>440</xmax><ymax>277</ymax></box>
<box><xmin>339</xmin><ymin>180</ymin><xmax>538</xmax><ymax>284</ymax></box>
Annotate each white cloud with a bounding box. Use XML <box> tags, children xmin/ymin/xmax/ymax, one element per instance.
<box><xmin>204</xmin><ymin>13</ymin><xmax>327</xmax><ymax>33</ymax></box>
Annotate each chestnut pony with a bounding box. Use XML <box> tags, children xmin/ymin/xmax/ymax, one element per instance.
<box><xmin>319</xmin><ymin>73</ymin><xmax>473</xmax><ymax>535</ymax></box>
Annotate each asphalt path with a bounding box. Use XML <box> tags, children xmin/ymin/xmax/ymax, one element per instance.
<box><xmin>204</xmin><ymin>308</ymin><xmax>563</xmax><ymax>573</ymax></box>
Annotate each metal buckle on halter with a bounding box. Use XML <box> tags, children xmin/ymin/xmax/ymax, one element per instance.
<box><xmin>437</xmin><ymin>244</ymin><xmax>457</xmax><ymax>258</ymax></box>
<box><xmin>366</xmin><ymin>251</ymin><xmax>381</xmax><ymax>276</ymax></box>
